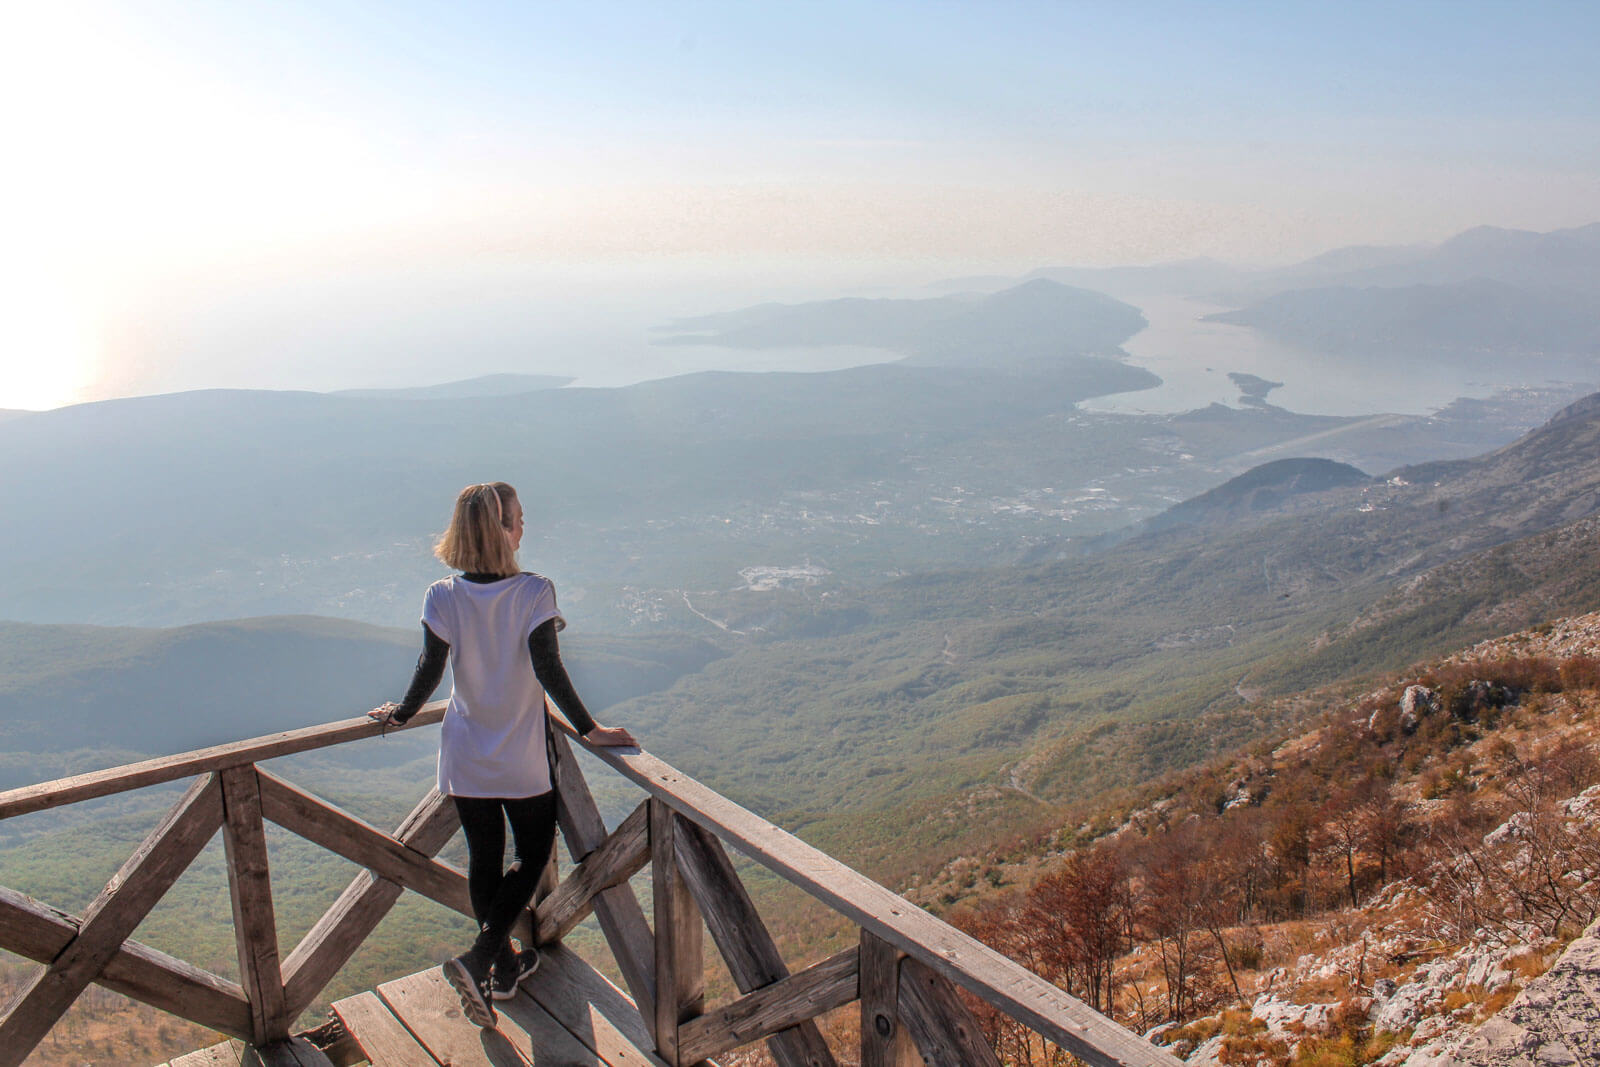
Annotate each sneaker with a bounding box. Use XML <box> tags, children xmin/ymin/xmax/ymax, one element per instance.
<box><xmin>444</xmin><ymin>953</ymin><xmax>497</xmax><ymax>1028</ymax></box>
<box><xmin>491</xmin><ymin>948</ymin><xmax>541</xmax><ymax>1000</ymax></box>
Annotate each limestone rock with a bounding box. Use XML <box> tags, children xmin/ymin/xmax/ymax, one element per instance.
<box><xmin>1251</xmin><ymin>993</ymin><xmax>1335</xmax><ymax>1051</ymax></box>
<box><xmin>1398</xmin><ymin>685</ymin><xmax>1439</xmax><ymax>731</ymax></box>
<box><xmin>1186</xmin><ymin>1034</ymin><xmax>1225</xmax><ymax>1065</ymax></box>
<box><xmin>1400</xmin><ymin>919</ymin><xmax>1600</xmax><ymax>1065</ymax></box>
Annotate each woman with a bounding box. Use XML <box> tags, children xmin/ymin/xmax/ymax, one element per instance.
<box><xmin>369</xmin><ymin>482</ymin><xmax>636</xmax><ymax>1028</ymax></box>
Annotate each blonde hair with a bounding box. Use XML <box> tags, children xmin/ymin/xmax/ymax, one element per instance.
<box><xmin>435</xmin><ymin>482</ymin><xmax>520</xmax><ymax>577</ymax></box>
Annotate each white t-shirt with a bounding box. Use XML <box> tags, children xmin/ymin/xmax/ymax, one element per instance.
<box><xmin>421</xmin><ymin>572</ymin><xmax>565</xmax><ymax>798</ymax></box>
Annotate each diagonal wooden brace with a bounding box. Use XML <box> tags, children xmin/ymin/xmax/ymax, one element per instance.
<box><xmin>0</xmin><ymin>772</ymin><xmax>224</xmax><ymax>1067</ymax></box>
<box><xmin>256</xmin><ymin>768</ymin><xmax>471</xmax><ymax>915</ymax></box>
<box><xmin>674</xmin><ymin>818</ymin><xmax>838</xmax><ymax>1067</ymax></box>
<box><xmin>678</xmin><ymin>946</ymin><xmax>859</xmax><ymax>1064</ymax></box>
<box><xmin>896</xmin><ymin>956</ymin><xmax>1002</xmax><ymax>1067</ymax></box>
<box><xmin>534</xmin><ymin>798</ymin><xmax>649</xmax><ymax>945</ymax></box>
<box><xmin>550</xmin><ymin>727</ymin><xmax>657</xmax><ymax>1026</ymax></box>
<box><xmin>280</xmin><ymin>788</ymin><xmax>460</xmax><ymax>1018</ymax></box>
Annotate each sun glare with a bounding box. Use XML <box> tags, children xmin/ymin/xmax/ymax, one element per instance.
<box><xmin>1</xmin><ymin>283</ymin><xmax>99</xmax><ymax>411</ymax></box>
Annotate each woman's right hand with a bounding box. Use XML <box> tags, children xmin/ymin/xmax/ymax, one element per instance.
<box><xmin>368</xmin><ymin>702</ymin><xmax>407</xmax><ymax>727</ymax></box>
<box><xmin>583</xmin><ymin>724</ymin><xmax>637</xmax><ymax>748</ymax></box>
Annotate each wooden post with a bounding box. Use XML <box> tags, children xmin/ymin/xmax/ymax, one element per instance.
<box><xmin>651</xmin><ymin>798</ymin><xmax>703</xmax><ymax>1064</ymax></box>
<box><xmin>221</xmin><ymin>765</ymin><xmax>290</xmax><ymax>1044</ymax></box>
<box><xmin>550</xmin><ymin>728</ymin><xmax>656</xmax><ymax>1022</ymax></box>
<box><xmin>860</xmin><ymin>930</ymin><xmax>919</xmax><ymax>1067</ymax></box>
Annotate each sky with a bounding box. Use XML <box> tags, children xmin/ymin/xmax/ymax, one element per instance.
<box><xmin>2</xmin><ymin>0</ymin><xmax>1597</xmax><ymax>410</ymax></box>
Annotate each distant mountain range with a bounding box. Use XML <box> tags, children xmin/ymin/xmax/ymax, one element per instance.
<box><xmin>653</xmin><ymin>279</ymin><xmax>1148</xmax><ymax>363</ymax></box>
<box><xmin>1248</xmin><ymin>222</ymin><xmax>1600</xmax><ymax>297</ymax></box>
<box><xmin>1206</xmin><ymin>278</ymin><xmax>1600</xmax><ymax>357</ymax></box>
<box><xmin>977</xmin><ymin>222</ymin><xmax>1600</xmax><ymax>302</ymax></box>
<box><xmin>332</xmin><ymin>373</ymin><xmax>573</xmax><ymax>399</ymax></box>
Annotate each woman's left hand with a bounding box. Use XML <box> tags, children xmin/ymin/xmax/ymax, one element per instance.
<box><xmin>584</xmin><ymin>724</ymin><xmax>638</xmax><ymax>748</ymax></box>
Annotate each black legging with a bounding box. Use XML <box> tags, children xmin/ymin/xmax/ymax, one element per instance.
<box><xmin>453</xmin><ymin>792</ymin><xmax>559</xmax><ymax>960</ymax></box>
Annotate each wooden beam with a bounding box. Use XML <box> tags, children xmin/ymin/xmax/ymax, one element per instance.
<box><xmin>534</xmin><ymin>799</ymin><xmax>649</xmax><ymax>945</ymax></box>
<box><xmin>0</xmin><ymin>772</ymin><xmax>223</xmax><ymax>1067</ymax></box>
<box><xmin>0</xmin><ymin>702</ymin><xmax>448</xmax><ymax>820</ymax></box>
<box><xmin>0</xmin><ymin>884</ymin><xmax>252</xmax><ymax>1038</ymax></box>
<box><xmin>651</xmin><ymin>798</ymin><xmax>703</xmax><ymax>1065</ymax></box>
<box><xmin>550</xmin><ymin>728</ymin><xmax>656</xmax><ymax>1026</ymax></box>
<box><xmin>859</xmin><ymin>931</ymin><xmax>918</xmax><ymax>1067</ymax></box>
<box><xmin>221</xmin><ymin>766</ymin><xmax>290</xmax><ymax>1044</ymax></box>
<box><xmin>559</xmin><ymin>733</ymin><xmax>1183</xmax><ymax>1067</ymax></box>
<box><xmin>256</xmin><ymin>768</ymin><xmax>471</xmax><ymax>916</ymax></box>
<box><xmin>678</xmin><ymin>947</ymin><xmax>859</xmax><ymax>1064</ymax></box>
<box><xmin>280</xmin><ymin>788</ymin><xmax>460</xmax><ymax>1017</ymax></box>
<box><xmin>673</xmin><ymin>820</ymin><xmax>837</xmax><ymax>1067</ymax></box>
<box><xmin>241</xmin><ymin>1036</ymin><xmax>337</xmax><ymax>1067</ymax></box>
<box><xmin>896</xmin><ymin>957</ymin><xmax>1001</xmax><ymax>1067</ymax></box>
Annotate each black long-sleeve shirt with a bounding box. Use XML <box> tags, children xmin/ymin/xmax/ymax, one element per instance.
<box><xmin>390</xmin><ymin>575</ymin><xmax>598</xmax><ymax>735</ymax></box>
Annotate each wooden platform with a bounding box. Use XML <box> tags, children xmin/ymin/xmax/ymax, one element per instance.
<box><xmin>160</xmin><ymin>946</ymin><xmax>664</xmax><ymax>1067</ymax></box>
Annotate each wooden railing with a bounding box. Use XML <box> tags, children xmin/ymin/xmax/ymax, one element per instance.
<box><xmin>0</xmin><ymin>703</ymin><xmax>1180</xmax><ymax>1067</ymax></box>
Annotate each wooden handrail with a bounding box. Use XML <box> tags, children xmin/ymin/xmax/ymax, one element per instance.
<box><xmin>0</xmin><ymin>707</ymin><xmax>1179</xmax><ymax>1067</ymax></box>
<box><xmin>0</xmin><ymin>702</ymin><xmax>448</xmax><ymax>819</ymax></box>
<box><xmin>553</xmin><ymin>720</ymin><xmax>1177</xmax><ymax>1067</ymax></box>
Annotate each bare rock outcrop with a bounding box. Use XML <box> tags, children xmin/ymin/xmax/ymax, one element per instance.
<box><xmin>1400</xmin><ymin>918</ymin><xmax>1600</xmax><ymax>1066</ymax></box>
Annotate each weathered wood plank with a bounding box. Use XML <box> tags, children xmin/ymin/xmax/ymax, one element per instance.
<box><xmin>0</xmin><ymin>884</ymin><xmax>252</xmax><ymax>1038</ymax></box>
<box><xmin>376</xmin><ymin>968</ymin><xmax>529</xmax><ymax>1066</ymax></box>
<box><xmin>897</xmin><ymin>956</ymin><xmax>1001</xmax><ymax>1067</ymax></box>
<box><xmin>534</xmin><ymin>799</ymin><xmax>649</xmax><ymax>945</ymax></box>
<box><xmin>0</xmin><ymin>772</ymin><xmax>223</xmax><ymax>1067</ymax></box>
<box><xmin>169</xmin><ymin>1040</ymin><xmax>244</xmax><ymax>1065</ymax></box>
<box><xmin>256</xmin><ymin>768</ymin><xmax>472</xmax><ymax>916</ymax></box>
<box><xmin>674</xmin><ymin>819</ymin><xmax>838</xmax><ymax>1067</ymax></box>
<box><xmin>523</xmin><ymin>944</ymin><xmax>666</xmax><ymax>1067</ymax></box>
<box><xmin>0</xmin><ymin>703</ymin><xmax>448</xmax><ymax>820</ymax></box>
<box><xmin>281</xmin><ymin>789</ymin><xmax>460</xmax><ymax>1017</ymax></box>
<box><xmin>493</xmin><ymin>984</ymin><xmax>608</xmax><ymax>1066</ymax></box>
<box><xmin>678</xmin><ymin>947</ymin><xmax>859</xmax><ymax>1064</ymax></box>
<box><xmin>859</xmin><ymin>931</ymin><xmax>918</xmax><ymax>1067</ymax></box>
<box><xmin>331</xmin><ymin>990</ymin><xmax>442</xmax><ymax>1067</ymax></box>
<box><xmin>564</xmin><ymin>733</ymin><xmax>1182</xmax><ymax>1067</ymax></box>
<box><xmin>241</xmin><ymin>1036</ymin><xmax>337</xmax><ymax>1067</ymax></box>
<box><xmin>550</xmin><ymin>728</ymin><xmax>656</xmax><ymax>1026</ymax></box>
<box><xmin>221</xmin><ymin>766</ymin><xmax>290</xmax><ymax>1044</ymax></box>
<box><xmin>651</xmin><ymin>798</ymin><xmax>703</xmax><ymax>1065</ymax></box>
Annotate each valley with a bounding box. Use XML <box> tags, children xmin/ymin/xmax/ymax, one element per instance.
<box><xmin>5</xmin><ymin>221</ymin><xmax>1600</xmax><ymax>1063</ymax></box>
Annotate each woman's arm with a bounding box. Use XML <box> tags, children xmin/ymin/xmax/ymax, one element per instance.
<box><xmin>528</xmin><ymin>619</ymin><xmax>636</xmax><ymax>746</ymax></box>
<box><xmin>369</xmin><ymin>624</ymin><xmax>449</xmax><ymax>726</ymax></box>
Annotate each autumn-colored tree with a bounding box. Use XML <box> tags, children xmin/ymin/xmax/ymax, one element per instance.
<box><xmin>1024</xmin><ymin>846</ymin><xmax>1129</xmax><ymax>1015</ymax></box>
<box><xmin>1135</xmin><ymin>823</ymin><xmax>1214</xmax><ymax>1022</ymax></box>
<box><xmin>953</xmin><ymin>895</ymin><xmax>1050</xmax><ymax>1066</ymax></box>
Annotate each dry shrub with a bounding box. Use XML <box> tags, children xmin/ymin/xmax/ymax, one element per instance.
<box><xmin>1559</xmin><ymin>654</ymin><xmax>1600</xmax><ymax>690</ymax></box>
<box><xmin>1505</xmin><ymin>949</ymin><xmax>1554</xmax><ymax>980</ymax></box>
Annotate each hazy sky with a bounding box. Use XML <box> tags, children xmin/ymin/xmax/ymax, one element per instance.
<box><xmin>3</xmin><ymin>0</ymin><xmax>1597</xmax><ymax>409</ymax></box>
